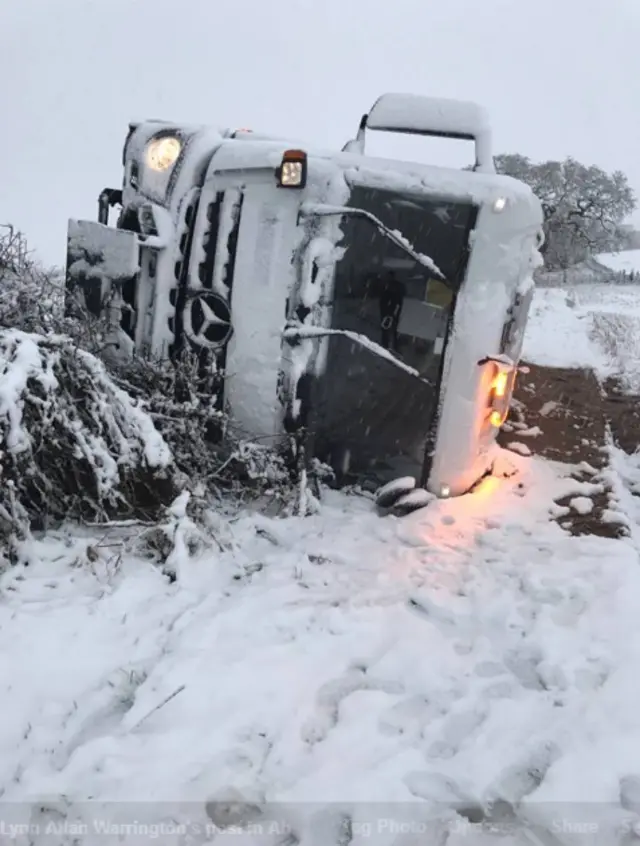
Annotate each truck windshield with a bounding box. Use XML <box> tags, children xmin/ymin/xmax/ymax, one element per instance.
<box><xmin>330</xmin><ymin>185</ymin><xmax>477</xmax><ymax>377</ymax></box>
<box><xmin>310</xmin><ymin>185</ymin><xmax>478</xmax><ymax>485</ymax></box>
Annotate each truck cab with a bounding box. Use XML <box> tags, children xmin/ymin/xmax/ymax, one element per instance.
<box><xmin>65</xmin><ymin>93</ymin><xmax>543</xmax><ymax>507</ymax></box>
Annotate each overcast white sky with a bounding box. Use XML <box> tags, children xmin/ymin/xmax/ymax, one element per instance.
<box><xmin>2</xmin><ymin>0</ymin><xmax>639</xmax><ymax>266</ymax></box>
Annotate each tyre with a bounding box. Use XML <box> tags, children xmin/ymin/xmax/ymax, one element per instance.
<box><xmin>374</xmin><ymin>476</ymin><xmax>416</xmax><ymax>510</ymax></box>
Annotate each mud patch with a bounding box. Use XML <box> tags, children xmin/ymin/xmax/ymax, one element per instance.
<box><xmin>498</xmin><ymin>362</ymin><xmax>636</xmax><ymax>539</ymax></box>
<box><xmin>499</xmin><ymin>364</ymin><xmax>607</xmax><ymax>468</ymax></box>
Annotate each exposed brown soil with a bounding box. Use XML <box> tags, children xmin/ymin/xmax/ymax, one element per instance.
<box><xmin>497</xmin><ymin>362</ymin><xmax>638</xmax><ymax>539</ymax></box>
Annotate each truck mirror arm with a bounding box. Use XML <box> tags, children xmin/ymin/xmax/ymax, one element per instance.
<box><xmin>299</xmin><ymin>203</ymin><xmax>450</xmax><ymax>287</ymax></box>
<box><xmin>282</xmin><ymin>324</ymin><xmax>434</xmax><ymax>387</ymax></box>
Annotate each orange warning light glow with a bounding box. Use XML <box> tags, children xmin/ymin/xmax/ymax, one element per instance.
<box><xmin>489</xmin><ymin>409</ymin><xmax>504</xmax><ymax>427</ymax></box>
<box><xmin>492</xmin><ymin>370</ymin><xmax>508</xmax><ymax>398</ymax></box>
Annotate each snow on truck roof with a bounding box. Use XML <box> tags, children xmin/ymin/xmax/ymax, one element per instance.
<box><xmin>208</xmin><ymin>134</ymin><xmax>541</xmax><ymax>213</ymax></box>
<box><xmin>126</xmin><ymin>115</ymin><xmax>540</xmax><ymax>216</ymax></box>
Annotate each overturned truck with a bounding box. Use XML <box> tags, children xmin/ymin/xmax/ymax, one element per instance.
<box><xmin>65</xmin><ymin>93</ymin><xmax>543</xmax><ymax>513</ymax></box>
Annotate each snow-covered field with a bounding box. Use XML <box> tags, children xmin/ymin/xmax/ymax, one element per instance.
<box><xmin>4</xmin><ymin>285</ymin><xmax>640</xmax><ymax>845</ymax></box>
<box><xmin>524</xmin><ymin>283</ymin><xmax>640</xmax><ymax>391</ymax></box>
<box><xmin>597</xmin><ymin>249</ymin><xmax>640</xmax><ymax>276</ymax></box>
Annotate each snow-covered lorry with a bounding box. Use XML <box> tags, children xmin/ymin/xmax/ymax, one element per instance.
<box><xmin>65</xmin><ymin>93</ymin><xmax>543</xmax><ymax>513</ymax></box>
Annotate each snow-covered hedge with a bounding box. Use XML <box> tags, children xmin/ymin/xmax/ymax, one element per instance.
<box><xmin>0</xmin><ymin>264</ymin><xmax>65</xmax><ymax>332</ymax></box>
<box><xmin>0</xmin><ymin>237</ymin><xmax>302</xmax><ymax>548</ymax></box>
<box><xmin>107</xmin><ymin>352</ymin><xmax>293</xmax><ymax>501</ymax></box>
<box><xmin>0</xmin><ymin>329</ymin><xmax>180</xmax><ymax>541</ymax></box>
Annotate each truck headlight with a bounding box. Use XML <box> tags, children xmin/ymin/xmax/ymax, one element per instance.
<box><xmin>145</xmin><ymin>136</ymin><xmax>182</xmax><ymax>172</ymax></box>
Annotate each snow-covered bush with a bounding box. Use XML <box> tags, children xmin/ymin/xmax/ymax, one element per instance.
<box><xmin>0</xmin><ymin>229</ymin><xmax>302</xmax><ymax>539</ymax></box>
<box><xmin>0</xmin><ymin>228</ymin><xmax>129</xmax><ymax>358</ymax></box>
<box><xmin>107</xmin><ymin>351</ymin><xmax>295</xmax><ymax>504</ymax></box>
<box><xmin>0</xmin><ymin>264</ymin><xmax>64</xmax><ymax>334</ymax></box>
<box><xmin>0</xmin><ymin>329</ymin><xmax>179</xmax><ymax>542</ymax></box>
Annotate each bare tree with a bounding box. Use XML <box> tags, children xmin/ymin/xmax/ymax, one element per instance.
<box><xmin>493</xmin><ymin>154</ymin><xmax>636</xmax><ymax>271</ymax></box>
<box><xmin>0</xmin><ymin>224</ymin><xmax>29</xmax><ymax>274</ymax></box>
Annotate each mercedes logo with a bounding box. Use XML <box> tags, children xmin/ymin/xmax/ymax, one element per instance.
<box><xmin>183</xmin><ymin>291</ymin><xmax>233</xmax><ymax>349</ymax></box>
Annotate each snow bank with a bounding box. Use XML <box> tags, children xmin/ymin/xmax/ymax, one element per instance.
<box><xmin>0</xmin><ymin>329</ymin><xmax>178</xmax><ymax>544</ymax></box>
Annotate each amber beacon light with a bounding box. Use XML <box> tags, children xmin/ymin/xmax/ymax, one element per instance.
<box><xmin>488</xmin><ymin>364</ymin><xmax>515</xmax><ymax>428</ymax></box>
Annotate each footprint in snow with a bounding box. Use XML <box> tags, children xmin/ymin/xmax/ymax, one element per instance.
<box><xmin>204</xmin><ymin>790</ymin><xmax>301</xmax><ymax>846</ymax></box>
<box><xmin>405</xmin><ymin>770</ymin><xmax>472</xmax><ymax>801</ymax></box>
<box><xmin>403</xmin><ymin>772</ymin><xmax>487</xmax><ymax>830</ymax></box>
<box><xmin>423</xmin><ymin>705</ymin><xmax>489</xmax><ymax>761</ymax></box>
<box><xmin>406</xmin><ymin>595</ymin><xmax>474</xmax><ymax>638</ymax></box>
<box><xmin>426</xmin><ymin>740</ymin><xmax>458</xmax><ymax>760</ymax></box>
<box><xmin>472</xmin><ymin>661</ymin><xmax>520</xmax><ymax>699</ymax></box>
<box><xmin>502</xmin><ymin>644</ymin><xmax>547</xmax><ymax>691</ymax></box>
<box><xmin>404</xmin><ymin>748</ymin><xmax>563</xmax><ymax>845</ymax></box>
<box><xmin>484</xmin><ymin>742</ymin><xmax>560</xmax><ymax>807</ymax></box>
<box><xmin>481</xmin><ymin>679</ymin><xmax>519</xmax><ymax>700</ymax></box>
<box><xmin>378</xmin><ymin>694</ymin><xmax>446</xmax><ymax>739</ymax></box>
<box><xmin>474</xmin><ymin>661</ymin><xmax>507</xmax><ymax>678</ymax></box>
<box><xmin>300</xmin><ymin>669</ymin><xmax>403</xmax><ymax>745</ymax></box>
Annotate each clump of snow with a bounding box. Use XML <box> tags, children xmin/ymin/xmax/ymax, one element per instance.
<box><xmin>569</xmin><ymin>496</ymin><xmax>594</xmax><ymax>515</ymax></box>
<box><xmin>0</xmin><ymin>329</ymin><xmax>178</xmax><ymax>546</ymax></box>
<box><xmin>388</xmin><ymin>227</ymin><xmax>444</xmax><ymax>278</ymax></box>
<box><xmin>505</xmin><ymin>442</ymin><xmax>532</xmax><ymax>457</ymax></box>
<box><xmin>517</xmin><ymin>425</ymin><xmax>542</xmax><ymax>438</ymax></box>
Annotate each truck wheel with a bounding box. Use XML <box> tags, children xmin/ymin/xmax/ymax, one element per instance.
<box><xmin>388</xmin><ymin>487</ymin><xmax>435</xmax><ymax>516</ymax></box>
<box><xmin>375</xmin><ymin>476</ymin><xmax>416</xmax><ymax>510</ymax></box>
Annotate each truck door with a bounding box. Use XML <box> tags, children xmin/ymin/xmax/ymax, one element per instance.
<box><xmin>309</xmin><ymin>185</ymin><xmax>478</xmax><ymax>487</ymax></box>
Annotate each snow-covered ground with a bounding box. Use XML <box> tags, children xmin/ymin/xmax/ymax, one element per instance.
<box><xmin>524</xmin><ymin>283</ymin><xmax>640</xmax><ymax>391</ymax></box>
<box><xmin>4</xmin><ymin>285</ymin><xmax>640</xmax><ymax>845</ymax></box>
<box><xmin>596</xmin><ymin>249</ymin><xmax>640</xmax><ymax>276</ymax></box>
